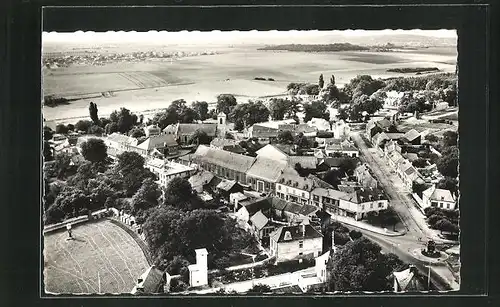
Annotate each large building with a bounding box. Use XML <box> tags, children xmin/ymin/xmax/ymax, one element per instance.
<box><xmin>338</xmin><ymin>187</ymin><xmax>389</xmax><ymax>220</ymax></box>
<box><xmin>163</xmin><ymin>123</ymin><xmax>218</xmax><ymax>144</ymax></box>
<box><xmin>246</xmin><ymin>157</ymin><xmax>288</xmax><ymax>194</ymax></box>
<box><xmin>422</xmin><ymin>185</ymin><xmax>457</xmax><ymax>211</ymax></box>
<box><xmin>146</xmin><ymin>158</ymin><xmax>195</xmax><ymax>188</ymax></box>
<box><xmin>192</xmin><ymin>145</ymin><xmax>255</xmax><ymax>183</ymax></box>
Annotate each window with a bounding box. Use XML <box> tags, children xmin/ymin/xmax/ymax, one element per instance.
<box><xmin>299</xmin><ymin>252</ymin><xmax>303</xmax><ymax>256</ymax></box>
<box><xmin>361</xmin><ymin>205</ymin><xmax>365</xmax><ymax>210</ymax></box>
<box><xmin>313</xmin><ymin>195</ymin><xmax>319</xmax><ymax>201</ymax></box>
<box><xmin>278</xmin><ymin>185</ymin><xmax>281</xmax><ymax>191</ymax></box>
<box><xmin>370</xmin><ymin>203</ymin><xmax>373</xmax><ymax>209</ymax></box>
<box><xmin>302</xmin><ymin>192</ymin><xmax>306</xmax><ymax>198</ymax></box>
<box><xmin>447</xmin><ymin>203</ymin><xmax>450</xmax><ymax>209</ymax></box>
<box><xmin>431</xmin><ymin>201</ymin><xmax>438</xmax><ymax>207</ymax></box>
<box><xmin>299</xmin><ymin>241</ymin><xmax>304</xmax><ymax>248</ymax></box>
<box><xmin>378</xmin><ymin>202</ymin><xmax>384</xmax><ymax>208</ymax></box>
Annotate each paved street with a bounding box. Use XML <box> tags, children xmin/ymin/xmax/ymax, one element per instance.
<box><xmin>349</xmin><ymin>131</ymin><xmax>460</xmax><ymax>290</ymax></box>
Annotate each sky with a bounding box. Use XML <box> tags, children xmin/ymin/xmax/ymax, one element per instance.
<box><xmin>42</xmin><ymin>30</ymin><xmax>457</xmax><ymax>45</ymax></box>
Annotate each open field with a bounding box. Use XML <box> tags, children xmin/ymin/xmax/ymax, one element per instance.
<box><xmin>43</xmin><ymin>46</ymin><xmax>457</xmax><ymax>122</ymax></box>
<box><xmin>44</xmin><ymin>219</ymin><xmax>149</xmax><ymax>294</ymax></box>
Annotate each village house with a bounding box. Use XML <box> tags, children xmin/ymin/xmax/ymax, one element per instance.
<box><xmin>354</xmin><ymin>164</ymin><xmax>378</xmax><ymax>189</ymax></box>
<box><xmin>163</xmin><ymin>123</ymin><xmax>218</xmax><ymax>144</ymax></box>
<box><xmin>192</xmin><ymin>145</ymin><xmax>255</xmax><ymax>183</ymax></box>
<box><xmin>136</xmin><ymin>133</ymin><xmax>179</xmax><ymax>157</ymax></box>
<box><xmin>244</xmin><ymin>124</ymin><xmax>280</xmax><ymax>142</ymax></box>
<box><xmin>325</xmin><ymin>142</ymin><xmax>359</xmax><ymax>158</ymax></box>
<box><xmin>234</xmin><ymin>196</ymin><xmax>273</xmax><ymax>224</ymax></box>
<box><xmin>365</xmin><ymin>118</ymin><xmax>393</xmax><ymax>140</ymax></box>
<box><xmin>396</xmin><ymin>159</ymin><xmax>424</xmax><ymax>189</ymax></box>
<box><xmin>315</xmin><ymin>131</ymin><xmax>336</xmax><ymax>147</ymax></box>
<box><xmin>209</xmin><ymin>137</ymin><xmax>240</xmax><ymax>149</ymax></box>
<box><xmin>310</xmin><ymin>187</ymin><xmax>349</xmax><ymax>213</ymax></box>
<box><xmin>143</xmin><ymin>124</ymin><xmax>161</xmax><ymax>137</ymax></box>
<box><xmin>400</xmin><ymin>129</ymin><xmax>422</xmax><ymax>145</ymax></box>
<box><xmin>248</xmin><ymin>210</ymin><xmax>276</xmax><ymax>241</ymax></box>
<box><xmin>275</xmin><ymin>168</ymin><xmax>315</xmax><ymax>205</ymax></box>
<box><xmin>338</xmin><ymin>187</ymin><xmax>389</xmax><ymax>221</ymax></box>
<box><xmin>331</xmin><ymin>120</ymin><xmax>351</xmax><ymax>139</ymax></box>
<box><xmin>215</xmin><ymin>179</ymin><xmax>244</xmax><ymax>200</ymax></box>
<box><xmin>105</xmin><ymin>133</ymin><xmax>142</xmax><ymax>156</ymax></box>
<box><xmin>273</xmin><ymin>200</ymin><xmax>319</xmax><ymax>225</ymax></box>
<box><xmin>422</xmin><ymin>185</ymin><xmax>457</xmax><ymax>211</ymax></box>
<box><xmin>269</xmin><ymin>224</ymin><xmax>323</xmax><ymax>264</ymax></box>
<box><xmin>188</xmin><ymin>170</ymin><xmax>215</xmax><ymax>194</ymax></box>
<box><xmin>131</xmin><ymin>265</ymin><xmax>169</xmax><ymax>294</ymax></box>
<box><xmin>246</xmin><ymin>157</ymin><xmax>288</xmax><ymax>194</ymax></box>
<box><xmin>306</xmin><ymin>117</ymin><xmax>331</xmax><ymax>132</ymax></box>
<box><xmin>372</xmin><ymin>132</ymin><xmax>405</xmax><ymax>149</ymax></box>
<box><xmin>145</xmin><ymin>158</ymin><xmax>195</xmax><ymax>189</ymax></box>
<box><xmin>295</xmin><ymin>123</ymin><xmax>318</xmax><ymax>137</ymax></box>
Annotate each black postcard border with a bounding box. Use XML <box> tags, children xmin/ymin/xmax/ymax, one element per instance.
<box><xmin>1</xmin><ymin>1</ymin><xmax>498</xmax><ymax>307</ymax></box>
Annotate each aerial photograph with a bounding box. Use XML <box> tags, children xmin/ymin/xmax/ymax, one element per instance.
<box><xmin>42</xmin><ymin>29</ymin><xmax>460</xmax><ymax>295</ymax></box>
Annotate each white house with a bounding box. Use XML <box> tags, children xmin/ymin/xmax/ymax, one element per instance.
<box><xmin>275</xmin><ymin>168</ymin><xmax>315</xmax><ymax>205</ymax></box>
<box><xmin>422</xmin><ymin>185</ymin><xmax>457</xmax><ymax>210</ymax></box>
<box><xmin>338</xmin><ymin>187</ymin><xmax>389</xmax><ymax>220</ymax></box>
<box><xmin>269</xmin><ymin>224</ymin><xmax>323</xmax><ymax>264</ymax></box>
<box><xmin>325</xmin><ymin>142</ymin><xmax>359</xmax><ymax>158</ymax></box>
<box><xmin>146</xmin><ymin>158</ymin><xmax>195</xmax><ymax>189</ymax></box>
<box><xmin>307</xmin><ymin>117</ymin><xmax>331</xmax><ymax>132</ymax></box>
<box><xmin>143</xmin><ymin>124</ymin><xmax>161</xmax><ymax>137</ymax></box>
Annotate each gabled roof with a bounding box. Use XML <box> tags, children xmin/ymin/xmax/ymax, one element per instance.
<box><xmin>223</xmin><ymin>145</ymin><xmax>246</xmax><ymax>154</ymax></box>
<box><xmin>251</xmin><ymin>124</ymin><xmax>279</xmax><ymax>138</ymax></box>
<box><xmin>216</xmin><ymin>179</ymin><xmax>239</xmax><ymax>192</ymax></box>
<box><xmin>289</xmin><ymin>156</ymin><xmax>318</xmax><ymax>170</ymax></box>
<box><xmin>376</xmin><ymin>118</ymin><xmax>392</xmax><ymax>129</ymax></box>
<box><xmin>298</xmin><ymin>204</ymin><xmax>320</xmax><ymax>216</ymax></box>
<box><xmin>341</xmin><ymin>187</ymin><xmax>387</xmax><ymax>204</ymax></box>
<box><xmin>270</xmin><ymin>224</ymin><xmax>323</xmax><ymax>243</ymax></box>
<box><xmin>277</xmin><ymin>167</ymin><xmax>315</xmax><ymax>191</ymax></box>
<box><xmin>131</xmin><ymin>266</ymin><xmax>164</xmax><ymax>294</ymax></box>
<box><xmin>403</xmin><ymin>129</ymin><xmax>421</xmax><ymax>142</ymax></box>
<box><xmin>255</xmin><ymin>144</ymin><xmax>288</xmax><ymax>161</ymax></box>
<box><xmin>250</xmin><ymin>210</ymin><xmax>270</xmax><ymax>230</ymax></box>
<box><xmin>107</xmin><ymin>133</ymin><xmax>137</xmax><ymax>145</ymax></box>
<box><xmin>178</xmin><ymin>123</ymin><xmax>218</xmax><ymax>136</ymax></box>
<box><xmin>146</xmin><ymin>157</ymin><xmax>166</xmax><ymax>169</ymax></box>
<box><xmin>193</xmin><ymin>145</ymin><xmax>256</xmax><ymax>174</ymax></box>
<box><xmin>188</xmin><ymin>171</ymin><xmax>215</xmax><ymax>189</ymax></box>
<box><xmin>393</xmin><ymin>266</ymin><xmax>426</xmax><ymax>292</ymax></box>
<box><xmin>210</xmin><ymin>137</ymin><xmax>239</xmax><ymax>148</ymax></box>
<box><xmin>423</xmin><ymin>185</ymin><xmax>455</xmax><ymax>202</ymax></box>
<box><xmin>243</xmin><ymin>197</ymin><xmax>273</xmax><ymax>216</ymax></box>
<box><xmin>247</xmin><ymin>157</ymin><xmax>288</xmax><ymax>182</ymax></box>
<box><xmin>137</xmin><ymin>134</ymin><xmax>177</xmax><ymax>150</ymax></box>
<box><xmin>312</xmin><ymin>187</ymin><xmax>349</xmax><ymax>200</ymax></box>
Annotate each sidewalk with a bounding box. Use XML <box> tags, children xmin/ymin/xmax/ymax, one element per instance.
<box><xmin>331</xmin><ymin>214</ymin><xmax>406</xmax><ymax>237</ymax></box>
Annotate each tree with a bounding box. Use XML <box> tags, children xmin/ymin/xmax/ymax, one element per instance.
<box><xmin>216</xmin><ymin>94</ymin><xmax>237</xmax><ymax>115</ymax></box>
<box><xmin>343</xmin><ymin>75</ymin><xmax>385</xmax><ymax>100</ymax></box>
<box><xmin>379</xmin><ymin>210</ymin><xmax>399</xmax><ymax>231</ymax></box>
<box><xmin>412</xmin><ymin>181</ymin><xmax>428</xmax><ymax>197</ymax></box>
<box><xmin>55</xmin><ymin>124</ymin><xmax>69</xmax><ymax>134</ymax></box>
<box><xmin>229</xmin><ymin>101</ymin><xmax>270</xmax><ymax>127</ymax></box>
<box><xmin>269</xmin><ymin>98</ymin><xmax>299</xmax><ymax>121</ymax></box>
<box><xmin>109</xmin><ymin>108</ymin><xmax>137</xmax><ymax>134</ymax></box>
<box><xmin>80</xmin><ymin>138</ymin><xmax>107</xmax><ymax>163</ymax></box>
<box><xmin>104</xmin><ymin>122</ymin><xmax>119</xmax><ymax>135</ymax></box>
<box><xmin>337</xmin><ymin>107</ymin><xmax>349</xmax><ymax>121</ymax></box>
<box><xmin>129</xmin><ymin>127</ymin><xmax>146</xmax><ymax>138</ymax></box>
<box><xmin>75</xmin><ymin>120</ymin><xmax>93</xmax><ymax>133</ymax></box>
<box><xmin>192</xmin><ymin>101</ymin><xmax>209</xmax><ymax>121</ymax></box>
<box><xmin>166</xmin><ymin>256</ymin><xmax>190</xmax><ymax>275</ymax></box>
<box><xmin>248</xmin><ymin>284</ymin><xmax>271</xmax><ymax>294</ymax></box>
<box><xmin>131</xmin><ymin>178</ymin><xmax>161</xmax><ymax>215</ymax></box>
<box><xmin>295</xmin><ymin>133</ymin><xmax>311</xmax><ymax>149</ymax></box>
<box><xmin>437</xmin><ymin>177</ymin><xmax>459</xmax><ymax>195</ymax></box>
<box><xmin>434</xmin><ymin>218</ymin><xmax>458</xmax><ymax>234</ymax></box>
<box><xmin>436</xmin><ymin>146</ymin><xmax>458</xmax><ymax>178</ymax></box>
<box><xmin>51</xmin><ymin>152</ymin><xmax>73</xmax><ymax>179</ymax></box>
<box><xmin>412</xmin><ymin>158</ymin><xmax>428</xmax><ymax>168</ymax></box>
<box><xmin>339</xmin><ymin>158</ymin><xmax>358</xmax><ymax>177</ymax></box>
<box><xmin>330</xmin><ymin>75</ymin><xmax>336</xmax><ymax>86</ymax></box>
<box><xmin>163</xmin><ymin>177</ymin><xmax>201</xmax><ymax>210</ymax></box>
<box><xmin>303</xmin><ymin>101</ymin><xmax>330</xmax><ymax>122</ymax></box>
<box><xmin>116</xmin><ymin>151</ymin><xmax>146</xmax><ymax>175</ymax></box>
<box><xmin>319</xmin><ymin>74</ymin><xmax>325</xmax><ymax>89</ymax></box>
<box><xmin>442</xmin><ymin>130</ymin><xmax>458</xmax><ymax>147</ymax></box>
<box><xmin>189</xmin><ymin>129</ymin><xmax>211</xmax><ymax>145</ymax></box>
<box><xmin>277</xmin><ymin>130</ymin><xmax>295</xmax><ymax>145</ymax></box>
<box><xmin>323</xmin><ymin>169</ymin><xmax>342</xmax><ymax>188</ymax></box>
<box><xmin>89</xmin><ymin>102</ymin><xmax>99</xmax><ymax>125</ymax></box>
<box><xmin>328</xmin><ymin>238</ymin><xmax>404</xmax><ymax>291</ymax></box>
<box><xmin>425</xmin><ymin>134</ymin><xmax>439</xmax><ymax>143</ymax></box>
<box><xmin>88</xmin><ymin>125</ymin><xmax>104</xmax><ymax>136</ymax></box>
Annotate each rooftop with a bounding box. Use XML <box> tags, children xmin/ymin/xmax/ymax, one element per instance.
<box><xmin>250</xmin><ymin>210</ymin><xmax>270</xmax><ymax>231</ymax></box>
<box><xmin>247</xmin><ymin>157</ymin><xmax>288</xmax><ymax>182</ymax></box>
<box><xmin>423</xmin><ymin>185</ymin><xmax>455</xmax><ymax>203</ymax></box>
<box><xmin>270</xmin><ymin>224</ymin><xmax>323</xmax><ymax>243</ymax></box>
<box><xmin>193</xmin><ymin>145</ymin><xmax>256</xmax><ymax>174</ymax></box>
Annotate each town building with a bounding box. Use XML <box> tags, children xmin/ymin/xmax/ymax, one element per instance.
<box><xmin>249</xmin><ymin>210</ymin><xmax>275</xmax><ymax>241</ymax></box>
<box><xmin>269</xmin><ymin>224</ymin><xmax>323</xmax><ymax>263</ymax></box>
<box><xmin>332</xmin><ymin>120</ymin><xmax>351</xmax><ymax>139</ymax></box>
<box><xmin>365</xmin><ymin>118</ymin><xmax>393</xmax><ymax>140</ymax></box>
<box><xmin>188</xmin><ymin>171</ymin><xmax>216</xmax><ymax>194</ymax></box>
<box><xmin>216</xmin><ymin>179</ymin><xmax>244</xmax><ymax>200</ymax></box>
<box><xmin>246</xmin><ymin>157</ymin><xmax>288</xmax><ymax>194</ymax></box>
<box><xmin>244</xmin><ymin>124</ymin><xmax>279</xmax><ymax>142</ymax></box>
<box><xmin>338</xmin><ymin>187</ymin><xmax>389</xmax><ymax>220</ymax></box>
<box><xmin>145</xmin><ymin>158</ymin><xmax>195</xmax><ymax>189</ymax></box>
<box><xmin>275</xmin><ymin>168</ymin><xmax>315</xmax><ymax>205</ymax></box>
<box><xmin>163</xmin><ymin>123</ymin><xmax>218</xmax><ymax>144</ymax></box>
<box><xmin>422</xmin><ymin>185</ymin><xmax>457</xmax><ymax>210</ymax></box>
<box><xmin>306</xmin><ymin>117</ymin><xmax>331</xmax><ymax>132</ymax></box>
<box><xmin>354</xmin><ymin>164</ymin><xmax>378</xmax><ymax>189</ymax></box>
<box><xmin>310</xmin><ymin>187</ymin><xmax>349</xmax><ymax>212</ymax></box>
<box><xmin>400</xmin><ymin>129</ymin><xmax>422</xmax><ymax>145</ymax></box>
<box><xmin>136</xmin><ymin>134</ymin><xmax>179</xmax><ymax>157</ymax></box>
<box><xmin>325</xmin><ymin>142</ymin><xmax>359</xmax><ymax>158</ymax></box>
<box><xmin>192</xmin><ymin>145</ymin><xmax>255</xmax><ymax>183</ymax></box>
<box><xmin>143</xmin><ymin>124</ymin><xmax>161</xmax><ymax>137</ymax></box>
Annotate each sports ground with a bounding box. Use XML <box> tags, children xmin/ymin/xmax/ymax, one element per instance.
<box><xmin>43</xmin><ymin>219</ymin><xmax>149</xmax><ymax>294</ymax></box>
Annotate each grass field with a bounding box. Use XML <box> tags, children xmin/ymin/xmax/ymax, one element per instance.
<box><xmin>44</xmin><ymin>219</ymin><xmax>149</xmax><ymax>294</ymax></box>
<box><xmin>42</xmin><ymin>46</ymin><xmax>457</xmax><ymax>122</ymax></box>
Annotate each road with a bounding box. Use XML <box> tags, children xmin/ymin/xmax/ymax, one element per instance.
<box><xmin>349</xmin><ymin>131</ymin><xmax>460</xmax><ymax>290</ymax></box>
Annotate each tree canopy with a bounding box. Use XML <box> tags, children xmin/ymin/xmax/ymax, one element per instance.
<box><xmin>80</xmin><ymin>138</ymin><xmax>108</xmax><ymax>163</ymax></box>
<box><xmin>89</xmin><ymin>102</ymin><xmax>99</xmax><ymax>125</ymax></box>
<box><xmin>276</xmin><ymin>130</ymin><xmax>295</xmax><ymax>145</ymax></box>
<box><xmin>436</xmin><ymin>145</ymin><xmax>459</xmax><ymax>178</ymax></box>
<box><xmin>192</xmin><ymin>101</ymin><xmax>209</xmax><ymax>121</ymax></box>
<box><xmin>152</xmin><ymin>99</ymin><xmax>197</xmax><ymax>129</ymax></box>
<box><xmin>329</xmin><ymin>238</ymin><xmax>406</xmax><ymax>291</ymax></box>
<box><xmin>229</xmin><ymin>101</ymin><xmax>270</xmax><ymax>129</ymax></box>
<box><xmin>269</xmin><ymin>98</ymin><xmax>300</xmax><ymax>121</ymax></box>
<box><xmin>303</xmin><ymin>101</ymin><xmax>330</xmax><ymax>122</ymax></box>
<box><xmin>216</xmin><ymin>94</ymin><xmax>237</xmax><ymax>116</ymax></box>
<box><xmin>109</xmin><ymin>108</ymin><xmax>138</xmax><ymax>134</ymax></box>
<box><xmin>163</xmin><ymin>177</ymin><xmax>203</xmax><ymax>211</ymax></box>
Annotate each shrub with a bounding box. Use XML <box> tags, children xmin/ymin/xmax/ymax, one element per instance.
<box><xmin>349</xmin><ymin>229</ymin><xmax>363</xmax><ymax>240</ymax></box>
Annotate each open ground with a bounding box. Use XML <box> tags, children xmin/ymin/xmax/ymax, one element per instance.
<box><xmin>43</xmin><ymin>219</ymin><xmax>149</xmax><ymax>294</ymax></box>
<box><xmin>42</xmin><ymin>46</ymin><xmax>457</xmax><ymax>122</ymax></box>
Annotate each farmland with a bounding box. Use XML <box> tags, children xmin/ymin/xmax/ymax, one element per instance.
<box><xmin>42</xmin><ymin>45</ymin><xmax>457</xmax><ymax>122</ymax></box>
<box><xmin>43</xmin><ymin>220</ymin><xmax>149</xmax><ymax>294</ymax></box>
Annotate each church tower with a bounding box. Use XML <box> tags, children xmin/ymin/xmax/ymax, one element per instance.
<box><xmin>217</xmin><ymin>112</ymin><xmax>227</xmax><ymax>137</ymax></box>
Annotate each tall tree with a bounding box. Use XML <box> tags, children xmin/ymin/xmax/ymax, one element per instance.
<box><xmin>89</xmin><ymin>102</ymin><xmax>99</xmax><ymax>125</ymax></box>
<box><xmin>109</xmin><ymin>108</ymin><xmax>137</xmax><ymax>134</ymax></box>
<box><xmin>43</xmin><ymin>141</ymin><xmax>53</xmax><ymax>161</ymax></box>
<box><xmin>229</xmin><ymin>101</ymin><xmax>270</xmax><ymax>127</ymax></box>
<box><xmin>441</xmin><ymin>130</ymin><xmax>458</xmax><ymax>147</ymax></box>
<box><xmin>80</xmin><ymin>138</ymin><xmax>108</xmax><ymax>163</ymax></box>
<box><xmin>319</xmin><ymin>74</ymin><xmax>325</xmax><ymax>89</ymax></box>
<box><xmin>216</xmin><ymin>94</ymin><xmax>237</xmax><ymax>115</ymax></box>
<box><xmin>330</xmin><ymin>74</ymin><xmax>336</xmax><ymax>86</ymax></box>
<box><xmin>131</xmin><ymin>178</ymin><xmax>161</xmax><ymax>215</ymax></box>
<box><xmin>192</xmin><ymin>101</ymin><xmax>209</xmax><ymax>121</ymax></box>
<box><xmin>269</xmin><ymin>98</ymin><xmax>299</xmax><ymax>121</ymax></box>
<box><xmin>163</xmin><ymin>177</ymin><xmax>202</xmax><ymax>210</ymax></box>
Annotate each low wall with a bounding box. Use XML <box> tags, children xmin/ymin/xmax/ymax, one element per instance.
<box><xmin>43</xmin><ymin>208</ymin><xmax>110</xmax><ymax>234</ymax></box>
